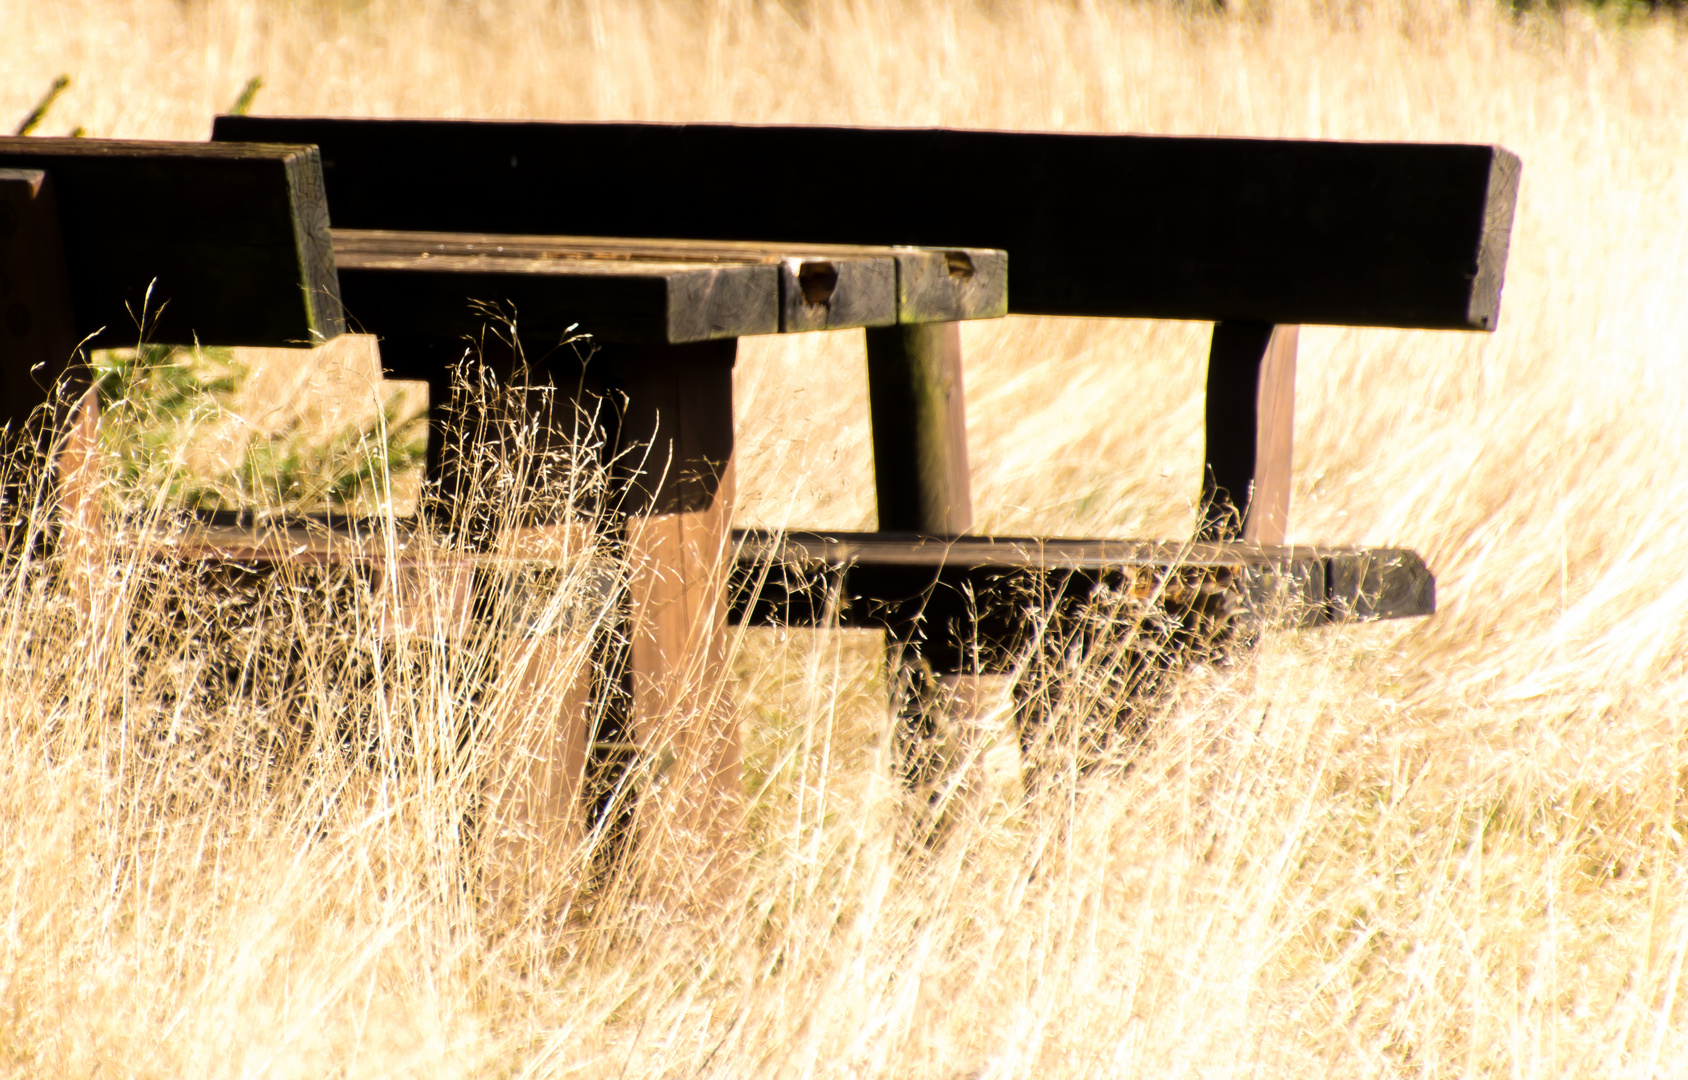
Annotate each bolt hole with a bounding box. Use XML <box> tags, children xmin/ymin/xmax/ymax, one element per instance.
<box><xmin>944</xmin><ymin>251</ymin><xmax>975</xmax><ymax>279</ymax></box>
<box><xmin>798</xmin><ymin>261</ymin><xmax>838</xmax><ymax>306</ymax></box>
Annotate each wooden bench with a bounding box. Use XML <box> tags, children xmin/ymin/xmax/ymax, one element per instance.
<box><xmin>211</xmin><ymin>119</ymin><xmax>1519</xmax><ymax>757</ymax></box>
<box><xmin>0</xmin><ymin>136</ymin><xmax>340</xmax><ymax>413</ymax></box>
<box><xmin>0</xmin><ymin>119</ymin><xmax>1523</xmax><ymax>868</ymax></box>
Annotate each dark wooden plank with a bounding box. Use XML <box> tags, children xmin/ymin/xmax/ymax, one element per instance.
<box><xmin>865</xmin><ymin>322</ymin><xmax>973</xmax><ymax>534</ymax></box>
<box><xmin>331</xmin><ymin>230</ymin><xmax>1004</xmax><ymax>333</ymax></box>
<box><xmin>777</xmin><ymin>254</ymin><xmax>895</xmax><ymax>333</ymax></box>
<box><xmin>0</xmin><ymin>169</ymin><xmax>79</xmax><ymax>432</ymax></box>
<box><xmin>0</xmin><ymin>168</ymin><xmax>103</xmax><ymax>586</ymax></box>
<box><xmin>215</xmin><ymin>116</ymin><xmax>1518</xmax><ymax>330</ymax></box>
<box><xmin>1199</xmin><ymin>321</ymin><xmax>1298</xmax><ymax>543</ymax></box>
<box><xmin>334</xmin><ymin>245</ymin><xmax>778</xmax><ymax>344</ymax></box>
<box><xmin>729</xmin><ymin>528</ymin><xmax>1433</xmax><ymax>672</ymax></box>
<box><xmin>894</xmin><ymin>247</ymin><xmax>1007</xmax><ymax>325</ymax></box>
<box><xmin>0</xmin><ymin>137</ymin><xmax>342</xmax><ymax>348</ymax></box>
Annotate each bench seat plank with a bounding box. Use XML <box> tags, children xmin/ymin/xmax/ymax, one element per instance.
<box><xmin>0</xmin><ymin>136</ymin><xmax>342</xmax><ymax>348</ymax></box>
<box><xmin>144</xmin><ymin>517</ymin><xmax>1431</xmax><ymax>635</ymax></box>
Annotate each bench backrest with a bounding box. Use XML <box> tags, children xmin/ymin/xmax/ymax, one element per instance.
<box><xmin>0</xmin><ymin>136</ymin><xmax>343</xmax><ymax>350</ymax></box>
<box><xmin>212</xmin><ymin>117</ymin><xmax>1520</xmax><ymax>331</ymax></box>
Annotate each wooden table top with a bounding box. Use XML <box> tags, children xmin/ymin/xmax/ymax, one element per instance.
<box><xmin>331</xmin><ymin>229</ymin><xmax>1006</xmax><ymax>344</ymax></box>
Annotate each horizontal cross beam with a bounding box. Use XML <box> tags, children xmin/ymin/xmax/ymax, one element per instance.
<box><xmin>730</xmin><ymin>528</ymin><xmax>1434</xmax><ymax>673</ymax></box>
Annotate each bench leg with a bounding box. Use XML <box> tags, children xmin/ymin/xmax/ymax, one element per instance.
<box><xmin>376</xmin><ymin>336</ymin><xmax>611</xmax><ymax>912</ymax></box>
<box><xmin>866</xmin><ymin>321</ymin><xmax>1002</xmax><ymax>810</ymax></box>
<box><xmin>481</xmin><ymin>632</ymin><xmax>595</xmax><ymax>915</ymax></box>
<box><xmin>599</xmin><ymin>340</ymin><xmax>744</xmax><ymax>897</ymax></box>
<box><xmin>1199</xmin><ymin>321</ymin><xmax>1299</xmax><ymax>544</ymax></box>
<box><xmin>865</xmin><ymin>321</ymin><xmax>974</xmax><ymax>535</ymax></box>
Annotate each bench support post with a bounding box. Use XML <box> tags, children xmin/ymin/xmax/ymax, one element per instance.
<box><xmin>865</xmin><ymin>321</ymin><xmax>1003</xmax><ymax>817</ymax></box>
<box><xmin>865</xmin><ymin>321</ymin><xmax>973</xmax><ymax>535</ymax></box>
<box><xmin>387</xmin><ymin>335</ymin><xmax>745</xmax><ymax>906</ymax></box>
<box><xmin>598</xmin><ymin>339</ymin><xmax>744</xmax><ymax>897</ymax></box>
<box><xmin>1199</xmin><ymin>321</ymin><xmax>1299</xmax><ymax>545</ymax></box>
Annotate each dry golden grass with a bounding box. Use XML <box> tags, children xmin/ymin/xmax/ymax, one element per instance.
<box><xmin>6</xmin><ymin>0</ymin><xmax>1688</xmax><ymax>1074</ymax></box>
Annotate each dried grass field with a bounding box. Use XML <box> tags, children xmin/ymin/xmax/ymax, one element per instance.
<box><xmin>6</xmin><ymin>0</ymin><xmax>1688</xmax><ymax>1075</ymax></box>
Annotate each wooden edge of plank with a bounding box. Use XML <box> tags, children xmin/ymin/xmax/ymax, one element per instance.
<box><xmin>728</xmin><ymin>528</ymin><xmax>1331</xmax><ymax>571</ymax></box>
<box><xmin>1466</xmin><ymin>146</ymin><xmax>1521</xmax><ymax>333</ymax></box>
<box><xmin>336</xmin><ymin>254</ymin><xmax>780</xmax><ymax>343</ymax></box>
<box><xmin>894</xmin><ymin>248</ymin><xmax>1008</xmax><ymax>324</ymax></box>
<box><xmin>332</xmin><ymin>227</ymin><xmax>1002</xmax><ymax>267</ymax></box>
<box><xmin>283</xmin><ymin>145</ymin><xmax>346</xmax><ymax>343</ymax></box>
<box><xmin>778</xmin><ymin>254</ymin><xmax>898</xmax><ymax>332</ymax></box>
<box><xmin>332</xmin><ymin>229</ymin><xmax>1003</xmax><ymax>332</ymax></box>
<box><xmin>0</xmin><ymin>134</ymin><xmax>327</xmax><ymax>160</ymax></box>
<box><xmin>1319</xmin><ymin>547</ymin><xmax>1435</xmax><ymax>622</ymax></box>
<box><xmin>0</xmin><ymin>136</ymin><xmax>345</xmax><ymax>349</ymax></box>
<box><xmin>665</xmin><ymin>263</ymin><xmax>781</xmax><ymax>341</ymax></box>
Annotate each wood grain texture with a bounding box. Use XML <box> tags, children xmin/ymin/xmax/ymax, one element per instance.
<box><xmin>216</xmin><ymin>116</ymin><xmax>1518</xmax><ymax>329</ymax></box>
<box><xmin>0</xmin><ymin>137</ymin><xmax>343</xmax><ymax>347</ymax></box>
<box><xmin>729</xmin><ymin>528</ymin><xmax>1434</xmax><ymax>672</ymax></box>
<box><xmin>335</xmin><ymin>247</ymin><xmax>778</xmax><ymax>344</ymax></box>
<box><xmin>778</xmin><ymin>255</ymin><xmax>896</xmax><ymax>333</ymax></box>
<box><xmin>1468</xmin><ymin>149</ymin><xmax>1522</xmax><ymax>332</ymax></box>
<box><xmin>330</xmin><ymin>231</ymin><xmax>1004</xmax><ymax>336</ymax></box>
<box><xmin>895</xmin><ymin>247</ymin><xmax>1007</xmax><ymax>324</ymax></box>
<box><xmin>1199</xmin><ymin>321</ymin><xmax>1298</xmax><ymax>544</ymax></box>
<box><xmin>865</xmin><ymin>321</ymin><xmax>973</xmax><ymax>535</ymax></box>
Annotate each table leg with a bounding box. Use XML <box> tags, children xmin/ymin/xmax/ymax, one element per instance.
<box><xmin>599</xmin><ymin>340</ymin><xmax>744</xmax><ymax>895</ymax></box>
<box><xmin>866</xmin><ymin>321</ymin><xmax>1000</xmax><ymax>811</ymax></box>
<box><xmin>864</xmin><ymin>320</ymin><xmax>973</xmax><ymax>535</ymax></box>
<box><xmin>1199</xmin><ymin>321</ymin><xmax>1299</xmax><ymax>545</ymax></box>
<box><xmin>376</xmin><ymin>336</ymin><xmax>607</xmax><ymax>914</ymax></box>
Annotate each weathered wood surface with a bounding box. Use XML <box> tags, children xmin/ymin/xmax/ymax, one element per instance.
<box><xmin>730</xmin><ymin>528</ymin><xmax>1435</xmax><ymax>672</ymax></box>
<box><xmin>1199</xmin><ymin>321</ymin><xmax>1299</xmax><ymax>544</ymax></box>
<box><xmin>215</xmin><ymin>116</ymin><xmax>1518</xmax><ymax>330</ymax></box>
<box><xmin>865</xmin><ymin>321</ymin><xmax>973</xmax><ymax>535</ymax></box>
<box><xmin>331</xmin><ymin>230</ymin><xmax>1003</xmax><ymax>341</ymax></box>
<box><xmin>338</xmin><ymin>244</ymin><xmax>778</xmax><ymax>345</ymax></box>
<box><xmin>0</xmin><ymin>137</ymin><xmax>343</xmax><ymax>347</ymax></box>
